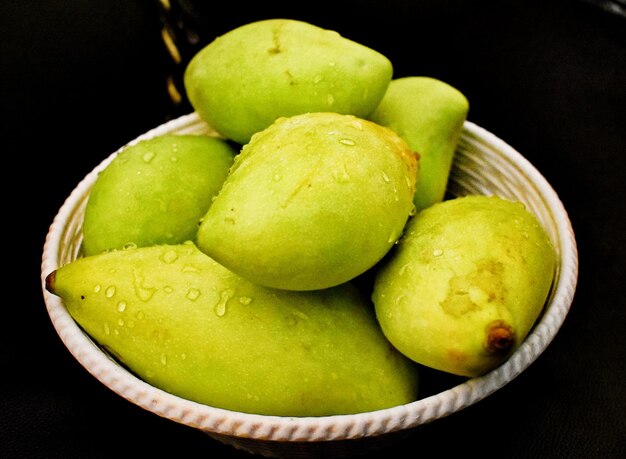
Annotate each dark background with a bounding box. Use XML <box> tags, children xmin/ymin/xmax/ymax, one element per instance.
<box><xmin>2</xmin><ymin>0</ymin><xmax>625</xmax><ymax>457</ymax></box>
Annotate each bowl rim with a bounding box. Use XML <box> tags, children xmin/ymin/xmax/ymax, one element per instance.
<box><xmin>40</xmin><ymin>112</ymin><xmax>579</xmax><ymax>442</ymax></box>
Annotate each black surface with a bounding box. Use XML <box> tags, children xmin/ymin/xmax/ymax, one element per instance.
<box><xmin>3</xmin><ymin>0</ymin><xmax>625</xmax><ymax>457</ymax></box>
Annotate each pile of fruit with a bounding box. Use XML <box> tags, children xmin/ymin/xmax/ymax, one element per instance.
<box><xmin>46</xmin><ymin>19</ymin><xmax>555</xmax><ymax>417</ymax></box>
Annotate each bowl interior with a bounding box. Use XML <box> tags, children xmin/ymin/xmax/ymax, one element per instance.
<box><xmin>41</xmin><ymin>112</ymin><xmax>578</xmax><ymax>451</ymax></box>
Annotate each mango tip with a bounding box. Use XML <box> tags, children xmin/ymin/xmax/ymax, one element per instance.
<box><xmin>485</xmin><ymin>320</ymin><xmax>516</xmax><ymax>355</ymax></box>
<box><xmin>45</xmin><ymin>270</ymin><xmax>56</xmax><ymax>294</ymax></box>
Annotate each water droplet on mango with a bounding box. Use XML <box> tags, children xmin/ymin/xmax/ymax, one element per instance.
<box><xmin>182</xmin><ymin>264</ymin><xmax>201</xmax><ymax>274</ymax></box>
<box><xmin>214</xmin><ymin>288</ymin><xmax>235</xmax><ymax>317</ymax></box>
<box><xmin>387</xmin><ymin>230</ymin><xmax>401</xmax><ymax>244</ymax></box>
<box><xmin>186</xmin><ymin>288</ymin><xmax>201</xmax><ymax>301</ymax></box>
<box><xmin>105</xmin><ymin>286</ymin><xmax>116</xmax><ymax>298</ymax></box>
<box><xmin>160</xmin><ymin>250</ymin><xmax>179</xmax><ymax>264</ymax></box>
<box><xmin>133</xmin><ymin>272</ymin><xmax>157</xmax><ymax>302</ymax></box>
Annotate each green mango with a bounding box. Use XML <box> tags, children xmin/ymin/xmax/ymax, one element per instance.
<box><xmin>197</xmin><ymin>112</ymin><xmax>418</xmax><ymax>291</ymax></box>
<box><xmin>45</xmin><ymin>243</ymin><xmax>419</xmax><ymax>416</ymax></box>
<box><xmin>372</xmin><ymin>195</ymin><xmax>556</xmax><ymax>377</ymax></box>
<box><xmin>183</xmin><ymin>19</ymin><xmax>393</xmax><ymax>145</ymax></box>
<box><xmin>82</xmin><ymin>135</ymin><xmax>235</xmax><ymax>256</ymax></box>
<box><xmin>369</xmin><ymin>77</ymin><xmax>469</xmax><ymax>212</ymax></box>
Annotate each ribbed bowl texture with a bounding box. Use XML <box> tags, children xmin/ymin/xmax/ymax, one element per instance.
<box><xmin>41</xmin><ymin>112</ymin><xmax>578</xmax><ymax>458</ymax></box>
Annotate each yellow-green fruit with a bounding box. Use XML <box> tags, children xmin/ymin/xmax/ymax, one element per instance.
<box><xmin>46</xmin><ymin>243</ymin><xmax>419</xmax><ymax>416</ymax></box>
<box><xmin>184</xmin><ymin>19</ymin><xmax>393</xmax><ymax>145</ymax></box>
<box><xmin>82</xmin><ymin>135</ymin><xmax>236</xmax><ymax>256</ymax></box>
<box><xmin>370</xmin><ymin>77</ymin><xmax>469</xmax><ymax>212</ymax></box>
<box><xmin>372</xmin><ymin>195</ymin><xmax>556</xmax><ymax>377</ymax></box>
<box><xmin>197</xmin><ymin>112</ymin><xmax>418</xmax><ymax>291</ymax></box>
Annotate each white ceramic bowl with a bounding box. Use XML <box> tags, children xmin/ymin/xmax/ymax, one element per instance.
<box><xmin>41</xmin><ymin>112</ymin><xmax>578</xmax><ymax>458</ymax></box>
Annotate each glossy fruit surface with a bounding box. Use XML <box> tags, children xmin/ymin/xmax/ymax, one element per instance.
<box><xmin>370</xmin><ymin>76</ymin><xmax>469</xmax><ymax>212</ymax></box>
<box><xmin>184</xmin><ymin>19</ymin><xmax>393</xmax><ymax>144</ymax></box>
<box><xmin>82</xmin><ymin>135</ymin><xmax>235</xmax><ymax>255</ymax></box>
<box><xmin>373</xmin><ymin>195</ymin><xmax>556</xmax><ymax>377</ymax></box>
<box><xmin>197</xmin><ymin>112</ymin><xmax>418</xmax><ymax>291</ymax></box>
<box><xmin>47</xmin><ymin>243</ymin><xmax>419</xmax><ymax>416</ymax></box>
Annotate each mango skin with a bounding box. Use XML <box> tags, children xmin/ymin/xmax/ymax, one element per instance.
<box><xmin>82</xmin><ymin>135</ymin><xmax>235</xmax><ymax>256</ymax></box>
<box><xmin>197</xmin><ymin>112</ymin><xmax>418</xmax><ymax>291</ymax></box>
<box><xmin>47</xmin><ymin>243</ymin><xmax>419</xmax><ymax>416</ymax></box>
<box><xmin>183</xmin><ymin>19</ymin><xmax>393</xmax><ymax>145</ymax></box>
<box><xmin>372</xmin><ymin>195</ymin><xmax>556</xmax><ymax>377</ymax></box>
<box><xmin>370</xmin><ymin>77</ymin><xmax>469</xmax><ymax>212</ymax></box>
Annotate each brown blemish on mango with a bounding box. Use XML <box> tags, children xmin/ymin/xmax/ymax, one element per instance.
<box><xmin>440</xmin><ymin>258</ymin><xmax>506</xmax><ymax>317</ymax></box>
<box><xmin>446</xmin><ymin>348</ymin><xmax>469</xmax><ymax>365</ymax></box>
